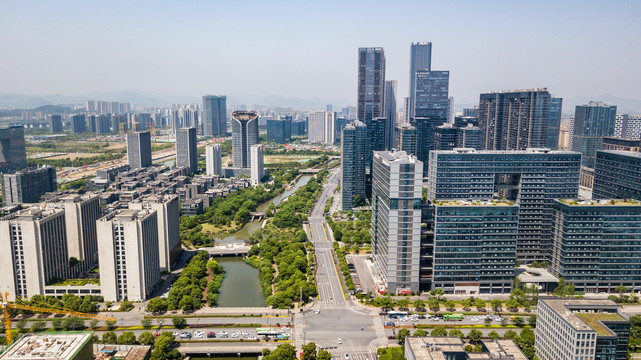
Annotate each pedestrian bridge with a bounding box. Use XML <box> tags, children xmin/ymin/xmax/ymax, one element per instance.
<box><xmin>203</xmin><ymin>244</ymin><xmax>251</xmax><ymax>257</ymax></box>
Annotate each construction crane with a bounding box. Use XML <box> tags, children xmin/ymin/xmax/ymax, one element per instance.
<box><xmin>1</xmin><ymin>292</ymin><xmax>115</xmax><ymax>345</ymax></box>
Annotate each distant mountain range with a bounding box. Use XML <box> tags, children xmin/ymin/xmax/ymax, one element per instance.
<box><xmin>0</xmin><ymin>91</ymin><xmax>348</xmax><ymax>111</ymax></box>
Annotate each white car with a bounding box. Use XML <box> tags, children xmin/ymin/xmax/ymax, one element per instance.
<box><xmin>194</xmin><ymin>332</ymin><xmax>204</xmax><ymax>338</ymax></box>
<box><xmin>172</xmin><ymin>331</ymin><xmax>179</xmax><ymax>336</ymax></box>
<box><xmin>338</xmin><ymin>338</ymin><xmax>343</xmax><ymax>344</ymax></box>
<box><xmin>314</xmin><ymin>309</ymin><xmax>320</xmax><ymax>315</ymax></box>
<box><xmin>219</xmin><ymin>331</ymin><xmax>228</xmax><ymax>336</ymax></box>
<box><xmin>194</xmin><ymin>330</ymin><xmax>204</xmax><ymax>336</ymax></box>
<box><xmin>231</xmin><ymin>333</ymin><xmax>239</xmax><ymax>338</ymax></box>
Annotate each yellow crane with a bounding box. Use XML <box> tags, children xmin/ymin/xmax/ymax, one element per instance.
<box><xmin>1</xmin><ymin>292</ymin><xmax>115</xmax><ymax>345</ymax></box>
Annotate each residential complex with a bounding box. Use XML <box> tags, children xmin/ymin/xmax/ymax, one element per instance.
<box><xmin>205</xmin><ymin>144</ymin><xmax>223</xmax><ymax>176</ymax></box>
<box><xmin>250</xmin><ymin>144</ymin><xmax>264</xmax><ymax>186</ymax></box>
<box><xmin>614</xmin><ymin>113</ymin><xmax>641</xmax><ymax>140</ymax></box>
<box><xmin>70</xmin><ymin>114</ymin><xmax>86</xmax><ymax>134</ymax></box>
<box><xmin>593</xmin><ymin>150</ymin><xmax>641</xmax><ymax>201</ymax></box>
<box><xmin>1</xmin><ymin>166</ymin><xmax>57</xmax><ymax>205</ymax></box>
<box><xmin>571</xmin><ymin>101</ymin><xmax>617</xmax><ymax>168</ymax></box>
<box><xmin>176</xmin><ymin>127</ymin><xmax>198</xmax><ymax>174</ymax></box>
<box><xmin>371</xmin><ymin>151</ymin><xmax>423</xmax><ymax>293</ymax></box>
<box><xmin>126</xmin><ymin>131</ymin><xmax>152</xmax><ymax>169</ymax></box>
<box><xmin>308</xmin><ymin>111</ymin><xmax>336</xmax><ymax>144</ymax></box>
<box><xmin>47</xmin><ymin>114</ymin><xmax>62</xmax><ymax>134</ymax></box>
<box><xmin>341</xmin><ymin>120</ymin><xmax>367</xmax><ymax>211</ymax></box>
<box><xmin>427</xmin><ymin>148</ymin><xmax>581</xmax><ymax>261</ymax></box>
<box><xmin>536</xmin><ymin>299</ymin><xmax>630</xmax><ymax>360</ymax></box>
<box><xmin>231</xmin><ymin>111</ymin><xmax>259</xmax><ymax>169</ymax></box>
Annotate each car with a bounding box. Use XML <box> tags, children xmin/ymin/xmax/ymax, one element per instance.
<box><xmin>194</xmin><ymin>332</ymin><xmax>204</xmax><ymax>338</ymax></box>
<box><xmin>172</xmin><ymin>331</ymin><xmax>179</xmax><ymax>336</ymax></box>
<box><xmin>207</xmin><ymin>332</ymin><xmax>216</xmax><ymax>338</ymax></box>
<box><xmin>231</xmin><ymin>333</ymin><xmax>239</xmax><ymax>338</ymax></box>
<box><xmin>345</xmin><ymin>354</ymin><xmax>350</xmax><ymax>359</ymax></box>
<box><xmin>219</xmin><ymin>331</ymin><xmax>228</xmax><ymax>336</ymax></box>
<box><xmin>314</xmin><ymin>309</ymin><xmax>320</xmax><ymax>314</ymax></box>
<box><xmin>338</xmin><ymin>338</ymin><xmax>343</xmax><ymax>344</ymax></box>
<box><xmin>180</xmin><ymin>332</ymin><xmax>191</xmax><ymax>339</ymax></box>
<box><xmin>247</xmin><ymin>336</ymin><xmax>257</xmax><ymax>340</ymax></box>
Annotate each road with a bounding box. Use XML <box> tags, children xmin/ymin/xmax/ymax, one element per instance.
<box><xmin>297</xmin><ymin>168</ymin><xmax>387</xmax><ymax>360</ymax></box>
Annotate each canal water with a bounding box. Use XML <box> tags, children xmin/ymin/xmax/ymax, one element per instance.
<box><xmin>216</xmin><ymin>257</ymin><xmax>265</xmax><ymax>307</ymax></box>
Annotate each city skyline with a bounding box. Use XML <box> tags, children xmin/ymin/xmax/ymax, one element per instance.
<box><xmin>1</xmin><ymin>1</ymin><xmax>640</xmax><ymax>109</ymax></box>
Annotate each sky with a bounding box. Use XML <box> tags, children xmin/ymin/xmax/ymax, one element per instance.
<box><xmin>1</xmin><ymin>0</ymin><xmax>641</xmax><ymax>106</ymax></box>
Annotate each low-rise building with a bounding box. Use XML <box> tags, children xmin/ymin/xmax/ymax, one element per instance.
<box><xmin>405</xmin><ymin>337</ymin><xmax>527</xmax><ymax>360</ymax></box>
<box><xmin>0</xmin><ymin>332</ymin><xmax>94</xmax><ymax>360</ymax></box>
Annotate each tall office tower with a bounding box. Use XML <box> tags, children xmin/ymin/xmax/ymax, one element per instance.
<box><xmin>205</xmin><ymin>144</ymin><xmax>223</xmax><ymax>176</ymax></box>
<box><xmin>394</xmin><ymin>124</ymin><xmax>418</xmax><ymax>155</ymax></box>
<box><xmin>86</xmin><ymin>100</ymin><xmax>96</xmax><ymax>113</ymax></box>
<box><xmin>170</xmin><ymin>109</ymin><xmax>181</xmax><ymax>134</ymax></box>
<box><xmin>478</xmin><ymin>89</ymin><xmax>551</xmax><ymax>151</ymax></box>
<box><xmin>70</xmin><ymin>114</ymin><xmax>86</xmax><ymax>134</ymax></box>
<box><xmin>463</xmin><ymin>107</ymin><xmax>479</xmax><ymax>118</ymax></box>
<box><xmin>250</xmin><ymin>144</ymin><xmax>264</xmax><ymax>186</ymax></box>
<box><xmin>432</xmin><ymin>200</ymin><xmax>519</xmax><ymax>294</ymax></box>
<box><xmin>545</xmin><ymin>97</ymin><xmax>563</xmax><ymax>149</ymax></box>
<box><xmin>366</xmin><ymin>117</ymin><xmax>388</xmax><ymax>166</ymax></box>
<box><xmin>341</xmin><ymin>120</ymin><xmax>367</xmax><ymax>211</ymax></box>
<box><xmin>136</xmin><ymin>113</ymin><xmax>153</xmax><ymax>131</ymax></box>
<box><xmin>571</xmin><ymin>101</ymin><xmax>618</xmax><ymax>168</ymax></box>
<box><xmin>535</xmin><ymin>299</ymin><xmax>630</xmax><ymax>360</ymax></box>
<box><xmin>2</xmin><ymin>166</ymin><xmax>57</xmax><ymax>205</ymax></box>
<box><xmin>427</xmin><ymin>148</ymin><xmax>582</xmax><ymax>262</ymax></box>
<box><xmin>602</xmin><ymin>137</ymin><xmax>641</xmax><ymax>152</ymax></box>
<box><xmin>550</xmin><ymin>199</ymin><xmax>641</xmax><ymax>293</ymax></box>
<box><xmin>412</xmin><ymin>70</ymin><xmax>450</xmax><ymax>170</ymax></box>
<box><xmin>615</xmin><ymin>114</ymin><xmax>641</xmax><ymax>139</ymax></box>
<box><xmin>371</xmin><ymin>151</ymin><xmax>423</xmax><ymax>293</ymax></box>
<box><xmin>0</xmin><ymin>208</ymin><xmax>69</xmax><ymax>300</ymax></box>
<box><xmin>97</xmin><ymin>209</ymin><xmax>160</xmax><ymax>302</ymax></box>
<box><xmin>0</xmin><ymin>125</ymin><xmax>27</xmax><ymax>170</ymax></box>
<box><xmin>357</xmin><ymin>47</ymin><xmax>386</xmax><ymax>123</ymax></box>
<box><xmin>408</xmin><ymin>42</ymin><xmax>432</xmax><ymax>121</ymax></box>
<box><xmin>231</xmin><ymin>111</ymin><xmax>259</xmax><ymax>169</ymax></box>
<box><xmin>176</xmin><ymin>127</ymin><xmax>198</xmax><ymax>174</ymax></box>
<box><xmin>334</xmin><ymin>116</ymin><xmax>346</xmax><ymax>143</ymax></box>
<box><xmin>127</xmin><ymin>131</ymin><xmax>152</xmax><ymax>169</ymax></box>
<box><xmin>324</xmin><ymin>111</ymin><xmax>336</xmax><ymax>144</ymax></box>
<box><xmin>62</xmin><ymin>194</ymin><xmax>100</xmax><ymax>274</ymax></box>
<box><xmin>266</xmin><ymin>118</ymin><xmax>292</xmax><ymax>143</ymax></box>
<box><xmin>456</xmin><ymin>123</ymin><xmax>482</xmax><ymax>149</ymax></box>
<box><xmin>47</xmin><ymin>114</ymin><xmax>62</xmax><ymax>134</ymax></box>
<box><xmin>593</xmin><ymin>150</ymin><xmax>641</xmax><ymax>200</ymax></box>
<box><xmin>202</xmin><ymin>95</ymin><xmax>227</xmax><ymax>137</ymax></box>
<box><xmin>184</xmin><ymin>108</ymin><xmax>199</xmax><ymax>130</ymax></box>
<box><xmin>403</xmin><ymin>97</ymin><xmax>410</xmax><ymax>125</ymax></box>
<box><xmin>384</xmin><ymin>80</ymin><xmax>398</xmax><ymax>149</ymax></box>
<box><xmin>95</xmin><ymin>114</ymin><xmax>111</xmax><ymax>134</ymax></box>
<box><xmin>88</xmin><ymin>115</ymin><xmax>96</xmax><ymax>132</ymax></box>
<box><xmin>448</xmin><ymin>97</ymin><xmax>455</xmax><ymax>124</ymax></box>
<box><xmin>433</xmin><ymin>123</ymin><xmax>458</xmax><ymax>150</ymax></box>
<box><xmin>308</xmin><ymin>111</ymin><xmax>330</xmax><ymax>143</ymax></box>
<box><xmin>291</xmin><ymin>119</ymin><xmax>307</xmax><ymax>136</ymax></box>
<box><xmin>129</xmin><ymin>195</ymin><xmax>181</xmax><ymax>272</ymax></box>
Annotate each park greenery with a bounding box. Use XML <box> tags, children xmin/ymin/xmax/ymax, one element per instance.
<box><xmin>326</xmin><ymin>210</ymin><xmax>371</xmax><ymax>252</ymax></box>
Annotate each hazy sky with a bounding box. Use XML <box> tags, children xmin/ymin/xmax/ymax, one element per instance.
<box><xmin>2</xmin><ymin>0</ymin><xmax>640</xmax><ymax>106</ymax></box>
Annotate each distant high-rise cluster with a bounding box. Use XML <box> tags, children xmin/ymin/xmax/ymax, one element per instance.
<box><xmin>86</xmin><ymin>100</ymin><xmax>131</xmax><ymax>114</ymax></box>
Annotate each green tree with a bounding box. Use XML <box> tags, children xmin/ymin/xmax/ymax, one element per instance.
<box><xmin>504</xmin><ymin>330</ymin><xmax>518</xmax><ymax>340</ymax></box>
<box><xmin>488</xmin><ymin>331</ymin><xmax>500</xmax><ymax>340</ymax></box>
<box><xmin>102</xmin><ymin>331</ymin><xmax>117</xmax><ymax>344</ymax></box>
<box><xmin>138</xmin><ymin>332</ymin><xmax>156</xmax><ymax>345</ymax></box>
<box><xmin>63</xmin><ymin>317</ymin><xmax>85</xmax><ymax>330</ymax></box>
<box><xmin>119</xmin><ymin>300</ymin><xmax>134</xmax><ymax>312</ymax></box>
<box><xmin>413</xmin><ymin>329</ymin><xmax>427</xmax><ymax>336</ymax></box>
<box><xmin>491</xmin><ymin>299</ymin><xmax>502</xmax><ymax>312</ymax></box>
<box><xmin>16</xmin><ymin>320</ymin><xmax>27</xmax><ymax>333</ymax></box>
<box><xmin>141</xmin><ymin>318</ymin><xmax>152</xmax><ymax>329</ymax></box>
<box><xmin>464</xmin><ymin>344</ymin><xmax>473</xmax><ymax>352</ymax></box>
<box><xmin>484</xmin><ymin>317</ymin><xmax>492</xmax><ymax>326</ymax></box>
<box><xmin>513</xmin><ymin>316</ymin><xmax>525</xmax><ymax>327</ymax></box>
<box><xmin>146</xmin><ymin>297</ymin><xmax>168</xmax><ymax>313</ymax></box>
<box><xmin>52</xmin><ymin>318</ymin><xmax>63</xmax><ymax>331</ymax></box>
<box><xmin>396</xmin><ymin>328</ymin><xmax>411</xmax><ymax>345</ymax></box>
<box><xmin>615</xmin><ymin>285</ymin><xmax>628</xmax><ymax>295</ymax></box>
<box><xmin>265</xmin><ymin>344</ymin><xmax>297</xmax><ymax>360</ymax></box>
<box><xmin>413</xmin><ymin>299</ymin><xmax>425</xmax><ymax>311</ymax></box>
<box><xmin>106</xmin><ymin>320</ymin><xmax>117</xmax><ymax>331</ymax></box>
<box><xmin>528</xmin><ymin>315</ymin><xmax>536</xmax><ymax>327</ymax></box>
<box><xmin>506</xmin><ymin>299</ymin><xmax>519</xmax><ymax>311</ymax></box>
<box><xmin>89</xmin><ymin>319</ymin><xmax>100</xmax><ymax>329</ymax></box>
<box><xmin>467</xmin><ymin>329</ymin><xmax>483</xmax><ymax>344</ymax></box>
<box><xmin>302</xmin><ymin>342</ymin><xmax>317</xmax><ymax>360</ymax></box>
<box><xmin>430</xmin><ymin>288</ymin><xmax>444</xmax><ymax>299</ymax></box>
<box><xmin>430</xmin><ymin>327</ymin><xmax>447</xmax><ymax>336</ymax></box>
<box><xmin>428</xmin><ymin>297</ymin><xmax>440</xmax><ymax>311</ymax></box>
<box><xmin>172</xmin><ymin>316</ymin><xmax>187</xmax><ymax>329</ymax></box>
<box><xmin>317</xmin><ymin>350</ymin><xmax>332</xmax><ymax>360</ymax></box>
<box><xmin>397</xmin><ymin>298</ymin><xmax>409</xmax><ymax>310</ymax></box>
<box><xmin>150</xmin><ymin>333</ymin><xmax>183</xmax><ymax>360</ymax></box>
<box><xmin>379</xmin><ymin>297</ymin><xmax>394</xmax><ymax>311</ymax></box>
<box><xmin>445</xmin><ymin>300</ymin><xmax>456</xmax><ymax>311</ymax></box>
<box><xmin>475</xmin><ymin>299</ymin><xmax>486</xmax><ymax>312</ymax></box>
<box><xmin>461</xmin><ymin>298</ymin><xmax>472</xmax><ymax>311</ymax></box>
<box><xmin>30</xmin><ymin>320</ymin><xmax>46</xmax><ymax>332</ymax></box>
<box><xmin>117</xmin><ymin>332</ymin><xmax>138</xmax><ymax>345</ymax></box>
<box><xmin>449</xmin><ymin>329</ymin><xmax>464</xmax><ymax>339</ymax></box>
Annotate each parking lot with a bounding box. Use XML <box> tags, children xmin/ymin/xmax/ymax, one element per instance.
<box><xmin>384</xmin><ymin>313</ymin><xmax>505</xmax><ymax>327</ymax></box>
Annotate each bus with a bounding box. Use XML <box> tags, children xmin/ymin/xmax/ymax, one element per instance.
<box><xmin>256</xmin><ymin>328</ymin><xmax>279</xmax><ymax>336</ymax></box>
<box><xmin>387</xmin><ymin>311</ymin><xmax>409</xmax><ymax>318</ymax></box>
<box><xmin>443</xmin><ymin>313</ymin><xmax>464</xmax><ymax>321</ymax></box>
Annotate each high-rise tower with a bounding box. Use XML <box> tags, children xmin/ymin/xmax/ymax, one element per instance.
<box><xmin>231</xmin><ymin>111</ymin><xmax>259</xmax><ymax>169</ymax></box>
<box><xmin>202</xmin><ymin>95</ymin><xmax>227</xmax><ymax>137</ymax></box>
<box><xmin>408</xmin><ymin>42</ymin><xmax>432</xmax><ymax>121</ymax></box>
<box><xmin>176</xmin><ymin>127</ymin><xmax>198</xmax><ymax>174</ymax></box>
<box><xmin>357</xmin><ymin>47</ymin><xmax>385</xmax><ymax>123</ymax></box>
<box><xmin>571</xmin><ymin>101</ymin><xmax>617</xmax><ymax>168</ymax></box>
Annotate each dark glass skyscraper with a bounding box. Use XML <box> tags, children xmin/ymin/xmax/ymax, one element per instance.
<box><xmin>408</xmin><ymin>42</ymin><xmax>432</xmax><ymax>121</ymax></box>
<box><xmin>365</xmin><ymin>117</ymin><xmax>387</xmax><ymax>167</ymax></box>
<box><xmin>383</xmin><ymin>80</ymin><xmax>397</xmax><ymax>149</ymax></box>
<box><xmin>478</xmin><ymin>89</ymin><xmax>551</xmax><ymax>151</ymax></box>
<box><xmin>0</xmin><ymin>125</ymin><xmax>27</xmax><ymax>170</ymax></box>
<box><xmin>127</xmin><ymin>131</ymin><xmax>152</xmax><ymax>169</ymax></box>
<box><xmin>48</xmin><ymin>114</ymin><xmax>62</xmax><ymax>134</ymax></box>
<box><xmin>202</xmin><ymin>95</ymin><xmax>227</xmax><ymax>137</ymax></box>
<box><xmin>412</xmin><ymin>70</ymin><xmax>449</xmax><ymax>171</ymax></box>
<box><xmin>70</xmin><ymin>114</ymin><xmax>86</xmax><ymax>134</ymax></box>
<box><xmin>231</xmin><ymin>111</ymin><xmax>259</xmax><ymax>169</ymax></box>
<box><xmin>341</xmin><ymin>121</ymin><xmax>367</xmax><ymax>211</ymax></box>
<box><xmin>176</xmin><ymin>127</ymin><xmax>198</xmax><ymax>174</ymax></box>
<box><xmin>357</xmin><ymin>47</ymin><xmax>385</xmax><ymax>123</ymax></box>
<box><xmin>266</xmin><ymin>118</ymin><xmax>292</xmax><ymax>144</ymax></box>
<box><xmin>433</xmin><ymin>123</ymin><xmax>458</xmax><ymax>150</ymax></box>
<box><xmin>571</xmin><ymin>101</ymin><xmax>617</xmax><ymax>168</ymax></box>
<box><xmin>394</xmin><ymin>124</ymin><xmax>418</xmax><ymax>156</ymax></box>
<box><xmin>593</xmin><ymin>150</ymin><xmax>641</xmax><ymax>201</ymax></box>
<box><xmin>546</xmin><ymin>97</ymin><xmax>563</xmax><ymax>150</ymax></box>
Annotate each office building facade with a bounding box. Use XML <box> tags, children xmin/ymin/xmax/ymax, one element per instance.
<box><xmin>0</xmin><ymin>125</ymin><xmax>27</xmax><ymax>170</ymax></box>
<box><xmin>308</xmin><ymin>111</ymin><xmax>335</xmax><ymax>144</ymax></box>
<box><xmin>427</xmin><ymin>148</ymin><xmax>582</xmax><ymax>261</ymax></box>
<box><xmin>127</xmin><ymin>131</ymin><xmax>152</xmax><ymax>169</ymax></box>
<box><xmin>2</xmin><ymin>166</ymin><xmax>57</xmax><ymax>205</ymax></box>
<box><xmin>266</xmin><ymin>118</ymin><xmax>292</xmax><ymax>143</ymax></box>
<box><xmin>478</xmin><ymin>89</ymin><xmax>551</xmax><ymax>151</ymax></box>
<box><xmin>546</xmin><ymin>97</ymin><xmax>563</xmax><ymax>150</ymax></box>
<box><xmin>457</xmin><ymin>123</ymin><xmax>483</xmax><ymax>149</ymax></box>
<box><xmin>61</xmin><ymin>194</ymin><xmax>101</xmax><ymax>274</ymax></box>
<box><xmin>536</xmin><ymin>299</ymin><xmax>630</xmax><ymax>360</ymax></box>
<box><xmin>205</xmin><ymin>144</ymin><xmax>223</xmax><ymax>176</ymax></box>
<box><xmin>394</xmin><ymin>124</ymin><xmax>418</xmax><ymax>156</ymax></box>
<box><xmin>0</xmin><ymin>208</ymin><xmax>69</xmax><ymax>300</ymax></box>
<box><xmin>433</xmin><ymin>123</ymin><xmax>459</xmax><ymax>150</ymax></box>
<box><xmin>176</xmin><ymin>127</ymin><xmax>198</xmax><ymax>174</ymax></box>
<box><xmin>615</xmin><ymin>114</ymin><xmax>641</xmax><ymax>140</ymax></box>
<box><xmin>231</xmin><ymin>111</ymin><xmax>259</xmax><ymax>169</ymax></box>
<box><xmin>602</xmin><ymin>137</ymin><xmax>641</xmax><ymax>152</ymax></box>
<box><xmin>250</xmin><ymin>144</ymin><xmax>264</xmax><ymax>186</ymax></box>
<box><xmin>432</xmin><ymin>200</ymin><xmax>519</xmax><ymax>294</ymax></box>
<box><xmin>550</xmin><ymin>199</ymin><xmax>641</xmax><ymax>293</ymax></box>
<box><xmin>593</xmin><ymin>150</ymin><xmax>641</xmax><ymax>201</ymax></box>
<box><xmin>47</xmin><ymin>114</ymin><xmax>62</xmax><ymax>134</ymax></box>
<box><xmin>341</xmin><ymin>121</ymin><xmax>367</xmax><ymax>211</ymax></box>
<box><xmin>384</xmin><ymin>80</ymin><xmax>397</xmax><ymax>149</ymax></box>
<box><xmin>371</xmin><ymin>151</ymin><xmax>423</xmax><ymax>293</ymax></box>
<box><xmin>97</xmin><ymin>209</ymin><xmax>160</xmax><ymax>302</ymax></box>
<box><xmin>202</xmin><ymin>95</ymin><xmax>227</xmax><ymax>137</ymax></box>
<box><xmin>408</xmin><ymin>42</ymin><xmax>432</xmax><ymax>121</ymax></box>
<box><xmin>357</xmin><ymin>47</ymin><xmax>386</xmax><ymax>123</ymax></box>
<box><xmin>571</xmin><ymin>101</ymin><xmax>617</xmax><ymax>168</ymax></box>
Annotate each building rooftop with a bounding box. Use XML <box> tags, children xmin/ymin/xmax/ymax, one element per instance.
<box><xmin>489</xmin><ymin>88</ymin><xmax>548</xmax><ymax>94</ymax></box>
<box><xmin>600</xmin><ymin>150</ymin><xmax>641</xmax><ymax>158</ymax></box>
<box><xmin>556</xmin><ymin>198</ymin><xmax>641</xmax><ymax>206</ymax></box>
<box><xmin>0</xmin><ymin>332</ymin><xmax>92</xmax><ymax>360</ymax></box>
<box><xmin>516</xmin><ymin>265</ymin><xmax>559</xmax><ymax>284</ymax></box>
<box><xmin>539</xmin><ymin>298</ymin><xmax>625</xmax><ymax>335</ymax></box>
<box><xmin>406</xmin><ymin>337</ymin><xmax>527</xmax><ymax>360</ymax></box>
<box><xmin>435</xmin><ymin>148</ymin><xmax>579</xmax><ymax>155</ymax></box>
<box><xmin>433</xmin><ymin>199</ymin><xmax>516</xmax><ymax>207</ymax></box>
<box><xmin>231</xmin><ymin>111</ymin><xmax>259</xmax><ymax>121</ymax></box>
